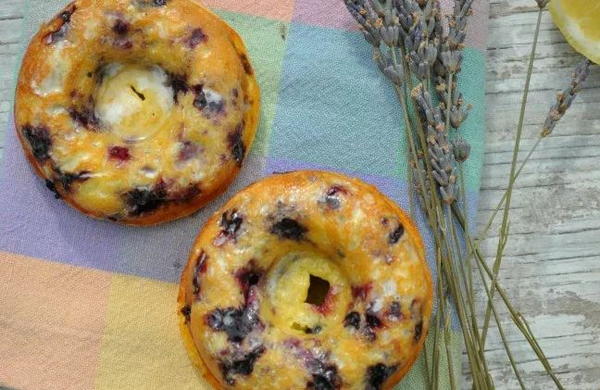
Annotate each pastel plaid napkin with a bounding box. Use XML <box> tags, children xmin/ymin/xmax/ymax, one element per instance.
<box><xmin>0</xmin><ymin>0</ymin><xmax>488</xmax><ymax>388</ymax></box>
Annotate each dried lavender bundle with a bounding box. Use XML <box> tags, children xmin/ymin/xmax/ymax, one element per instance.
<box><xmin>344</xmin><ymin>1</ymin><xmax>489</xmax><ymax>388</ymax></box>
<box><xmin>345</xmin><ymin>0</ymin><xmax>569</xmax><ymax>389</ymax></box>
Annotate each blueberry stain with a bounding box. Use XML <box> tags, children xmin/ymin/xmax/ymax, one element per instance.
<box><xmin>109</xmin><ymin>146</ymin><xmax>131</xmax><ymax>162</ymax></box>
<box><xmin>228</xmin><ymin>122</ymin><xmax>245</xmax><ymax>167</ymax></box>
<box><xmin>235</xmin><ymin>263</ymin><xmax>263</xmax><ymax>302</ymax></box>
<box><xmin>69</xmin><ymin>106</ymin><xmax>99</xmax><ymax>129</ymax></box>
<box><xmin>22</xmin><ymin>125</ymin><xmax>52</xmax><ymax>161</ymax></box>
<box><xmin>178</xmin><ymin>141</ymin><xmax>200</xmax><ymax>161</ymax></box>
<box><xmin>306</xmin><ymin>359</ymin><xmax>341</xmax><ymax>390</ymax></box>
<box><xmin>389</xmin><ymin>224</ymin><xmax>405</xmax><ymax>244</ymax></box>
<box><xmin>344</xmin><ymin>311</ymin><xmax>361</xmax><ymax>330</ymax></box>
<box><xmin>186</xmin><ymin>28</ymin><xmax>207</xmax><ymax>48</ymax></box>
<box><xmin>124</xmin><ymin>185</ymin><xmax>167</xmax><ymax>216</ymax></box>
<box><xmin>55</xmin><ymin>169</ymin><xmax>90</xmax><ymax>192</ymax></box>
<box><xmin>219</xmin><ymin>345</ymin><xmax>265</xmax><ymax>385</ymax></box>
<box><xmin>214</xmin><ymin>209</ymin><xmax>244</xmax><ymax>245</ymax></box>
<box><xmin>410</xmin><ymin>299</ymin><xmax>424</xmax><ymax>342</ymax></box>
<box><xmin>45</xmin><ymin>180</ymin><xmax>61</xmax><ymax>199</ymax></box>
<box><xmin>113</xmin><ymin>19</ymin><xmax>130</xmax><ymax>35</ymax></box>
<box><xmin>207</xmin><ymin>97</ymin><xmax>225</xmax><ymax>115</ymax></box>
<box><xmin>205</xmin><ymin>305</ymin><xmax>261</xmax><ymax>343</ymax></box>
<box><xmin>304</xmin><ymin>325</ymin><xmax>322</xmax><ymax>335</ymax></box>
<box><xmin>114</xmin><ymin>39</ymin><xmax>133</xmax><ymax>50</ymax></box>
<box><xmin>180</xmin><ymin>305</ymin><xmax>191</xmax><ymax>323</ymax></box>
<box><xmin>414</xmin><ymin>321</ymin><xmax>423</xmax><ymax>342</ymax></box>
<box><xmin>387</xmin><ymin>301</ymin><xmax>403</xmax><ymax>320</ymax></box>
<box><xmin>270</xmin><ymin>218</ymin><xmax>307</xmax><ymax>241</ymax></box>
<box><xmin>323</xmin><ymin>185</ymin><xmax>346</xmax><ymax>210</ymax></box>
<box><xmin>365</xmin><ymin>312</ymin><xmax>382</xmax><ymax>329</ymax></box>
<box><xmin>365</xmin><ymin>363</ymin><xmax>398</xmax><ymax>390</ymax></box>
<box><xmin>167</xmin><ymin>72</ymin><xmax>189</xmax><ymax>103</ymax></box>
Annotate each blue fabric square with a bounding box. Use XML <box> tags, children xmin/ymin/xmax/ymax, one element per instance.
<box><xmin>268</xmin><ymin>23</ymin><xmax>408</xmax><ymax>179</ymax></box>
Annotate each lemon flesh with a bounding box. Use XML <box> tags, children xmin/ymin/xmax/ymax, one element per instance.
<box><xmin>550</xmin><ymin>0</ymin><xmax>600</xmax><ymax>64</ymax></box>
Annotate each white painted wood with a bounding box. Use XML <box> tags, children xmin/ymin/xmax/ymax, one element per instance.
<box><xmin>472</xmin><ymin>1</ymin><xmax>600</xmax><ymax>389</ymax></box>
<box><xmin>0</xmin><ymin>0</ymin><xmax>598</xmax><ymax>389</ymax></box>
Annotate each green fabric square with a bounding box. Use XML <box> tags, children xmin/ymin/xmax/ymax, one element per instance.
<box><xmin>455</xmin><ymin>48</ymin><xmax>486</xmax><ymax>192</ymax></box>
<box><xmin>215</xmin><ymin>10</ymin><xmax>289</xmax><ymax>157</ymax></box>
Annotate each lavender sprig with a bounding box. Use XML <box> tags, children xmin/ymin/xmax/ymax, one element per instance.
<box><xmin>436</xmin><ymin>79</ymin><xmax>471</xmax><ymax>128</ymax></box>
<box><xmin>397</xmin><ymin>0</ymin><xmax>439</xmax><ymax>81</ymax></box>
<box><xmin>435</xmin><ymin>0</ymin><xmax>474</xmax><ymax>129</ymax></box>
<box><xmin>476</xmin><ymin>58</ymin><xmax>594</xmax><ymax>243</ymax></box>
<box><xmin>542</xmin><ymin>59</ymin><xmax>592</xmax><ymax>137</ymax></box>
<box><xmin>344</xmin><ymin>0</ymin><xmax>406</xmax><ymax>87</ymax></box>
<box><xmin>344</xmin><ymin>0</ymin><xmax>383</xmax><ymax>47</ymax></box>
<box><xmin>412</xmin><ymin>85</ymin><xmax>458</xmax><ymax>204</ymax></box>
<box><xmin>345</xmin><ymin>1</ymin><xmax>570</xmax><ymax>388</ymax></box>
<box><xmin>435</xmin><ymin>0</ymin><xmax>473</xmax><ymax>76</ymax></box>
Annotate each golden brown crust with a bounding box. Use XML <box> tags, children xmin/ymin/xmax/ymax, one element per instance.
<box><xmin>178</xmin><ymin>171</ymin><xmax>433</xmax><ymax>389</ymax></box>
<box><xmin>14</xmin><ymin>0</ymin><xmax>260</xmax><ymax>226</ymax></box>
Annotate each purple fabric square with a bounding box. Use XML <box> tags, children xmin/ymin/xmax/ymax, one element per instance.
<box><xmin>0</xmin><ymin>119</ymin><xmax>267</xmax><ymax>282</ymax></box>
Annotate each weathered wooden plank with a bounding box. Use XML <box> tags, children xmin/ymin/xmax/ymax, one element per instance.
<box><xmin>474</xmin><ymin>1</ymin><xmax>600</xmax><ymax>389</ymax></box>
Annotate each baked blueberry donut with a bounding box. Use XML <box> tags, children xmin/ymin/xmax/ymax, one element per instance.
<box><xmin>178</xmin><ymin>171</ymin><xmax>433</xmax><ymax>389</ymax></box>
<box><xmin>14</xmin><ymin>0</ymin><xmax>260</xmax><ymax>225</ymax></box>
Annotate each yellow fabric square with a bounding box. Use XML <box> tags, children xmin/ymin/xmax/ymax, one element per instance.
<box><xmin>96</xmin><ymin>275</ymin><xmax>207</xmax><ymax>389</ymax></box>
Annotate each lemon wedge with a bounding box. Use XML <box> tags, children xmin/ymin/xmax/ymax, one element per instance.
<box><xmin>549</xmin><ymin>0</ymin><xmax>600</xmax><ymax>64</ymax></box>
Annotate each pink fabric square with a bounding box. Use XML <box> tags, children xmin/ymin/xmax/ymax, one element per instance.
<box><xmin>202</xmin><ymin>0</ymin><xmax>296</xmax><ymax>21</ymax></box>
<box><xmin>0</xmin><ymin>252</ymin><xmax>111</xmax><ymax>390</ymax></box>
<box><xmin>292</xmin><ymin>0</ymin><xmax>487</xmax><ymax>50</ymax></box>
<box><xmin>292</xmin><ymin>0</ymin><xmax>359</xmax><ymax>30</ymax></box>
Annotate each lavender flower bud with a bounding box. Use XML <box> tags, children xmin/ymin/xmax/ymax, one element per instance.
<box><xmin>369</xmin><ymin>0</ymin><xmax>386</xmax><ymax>17</ymax></box>
<box><xmin>383</xmin><ymin>63</ymin><xmax>404</xmax><ymax>85</ymax></box>
<box><xmin>452</xmin><ymin>137</ymin><xmax>471</xmax><ymax>162</ymax></box>
<box><xmin>535</xmin><ymin>0</ymin><xmax>550</xmax><ymax>8</ymax></box>
<box><xmin>417</xmin><ymin>61</ymin><xmax>430</xmax><ymax>80</ymax></box>
<box><xmin>440</xmin><ymin>48</ymin><xmax>462</xmax><ymax>74</ymax></box>
<box><xmin>450</xmin><ymin>106</ymin><xmax>469</xmax><ymax>128</ymax></box>
<box><xmin>363</xmin><ymin>28</ymin><xmax>381</xmax><ymax>46</ymax></box>
<box><xmin>373</xmin><ymin>47</ymin><xmax>388</xmax><ymax>73</ymax></box>
<box><xmin>425</xmin><ymin>43</ymin><xmax>438</xmax><ymax>65</ymax></box>
<box><xmin>439</xmin><ymin>182</ymin><xmax>457</xmax><ymax>204</ymax></box>
<box><xmin>434</xmin><ymin>60</ymin><xmax>446</xmax><ymax>77</ymax></box>
<box><xmin>380</xmin><ymin>25</ymin><xmax>400</xmax><ymax>47</ymax></box>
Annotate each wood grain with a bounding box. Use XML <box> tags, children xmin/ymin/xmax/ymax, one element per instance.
<box><xmin>473</xmin><ymin>1</ymin><xmax>600</xmax><ymax>389</ymax></box>
<box><xmin>0</xmin><ymin>0</ymin><xmax>598</xmax><ymax>389</ymax></box>
<box><xmin>0</xmin><ymin>0</ymin><xmax>22</xmax><ymax>147</ymax></box>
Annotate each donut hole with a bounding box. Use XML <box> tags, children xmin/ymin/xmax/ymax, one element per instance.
<box><xmin>94</xmin><ymin>63</ymin><xmax>174</xmax><ymax>141</ymax></box>
<box><xmin>305</xmin><ymin>275</ymin><xmax>331</xmax><ymax>307</ymax></box>
<box><xmin>263</xmin><ymin>253</ymin><xmax>351</xmax><ymax>336</ymax></box>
